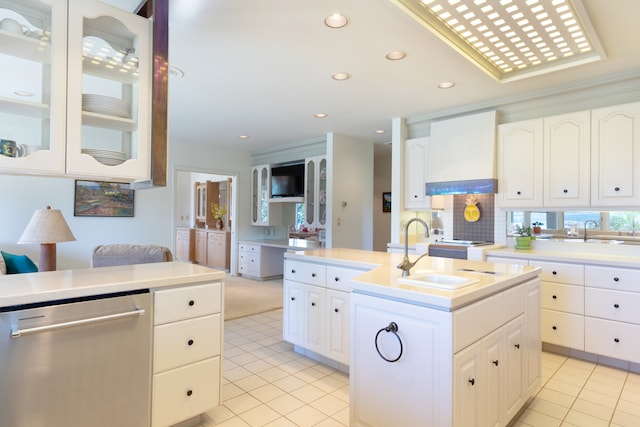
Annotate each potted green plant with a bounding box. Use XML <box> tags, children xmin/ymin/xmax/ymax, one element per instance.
<box><xmin>514</xmin><ymin>225</ymin><xmax>532</xmax><ymax>249</ymax></box>
<box><xmin>211</xmin><ymin>203</ymin><xmax>227</xmax><ymax>229</ymax></box>
<box><xmin>532</xmin><ymin>221</ymin><xmax>543</xmax><ymax>234</ymax></box>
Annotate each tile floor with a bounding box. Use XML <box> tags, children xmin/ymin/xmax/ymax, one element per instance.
<box><xmin>205</xmin><ymin>309</ymin><xmax>640</xmax><ymax>426</ymax></box>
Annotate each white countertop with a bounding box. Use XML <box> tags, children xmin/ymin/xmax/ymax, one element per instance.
<box><xmin>0</xmin><ymin>261</ymin><xmax>225</xmax><ymax>307</ymax></box>
<box><xmin>240</xmin><ymin>238</ymin><xmax>322</xmax><ymax>250</ymax></box>
<box><xmin>486</xmin><ymin>239</ymin><xmax>640</xmax><ymax>268</ymax></box>
<box><xmin>285</xmin><ymin>248</ymin><xmax>540</xmax><ymax>310</ymax></box>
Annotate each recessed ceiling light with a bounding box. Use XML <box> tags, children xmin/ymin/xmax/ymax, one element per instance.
<box><xmin>325</xmin><ymin>13</ymin><xmax>348</xmax><ymax>29</ymax></box>
<box><xmin>14</xmin><ymin>90</ymin><xmax>33</xmax><ymax>97</ymax></box>
<box><xmin>331</xmin><ymin>72</ymin><xmax>351</xmax><ymax>81</ymax></box>
<box><xmin>374</xmin><ymin>130</ymin><xmax>386</xmax><ymax>134</ymax></box>
<box><xmin>314</xmin><ymin>113</ymin><xmax>328</xmax><ymax>118</ymax></box>
<box><xmin>239</xmin><ymin>135</ymin><xmax>249</xmax><ymax>139</ymax></box>
<box><xmin>385</xmin><ymin>50</ymin><xmax>407</xmax><ymax>60</ymax></box>
<box><xmin>437</xmin><ymin>81</ymin><xmax>456</xmax><ymax>89</ymax></box>
<box><xmin>390</xmin><ymin>0</ymin><xmax>605</xmax><ymax>82</ymax></box>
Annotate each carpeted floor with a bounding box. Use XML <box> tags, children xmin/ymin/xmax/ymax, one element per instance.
<box><xmin>223</xmin><ymin>274</ymin><xmax>283</xmax><ymax>320</ymax></box>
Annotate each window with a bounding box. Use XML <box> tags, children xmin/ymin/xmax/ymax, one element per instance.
<box><xmin>507</xmin><ymin>210</ymin><xmax>640</xmax><ymax>236</ymax></box>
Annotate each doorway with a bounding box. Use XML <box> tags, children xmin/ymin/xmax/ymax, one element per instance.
<box><xmin>174</xmin><ymin>167</ymin><xmax>238</xmax><ymax>275</ymax></box>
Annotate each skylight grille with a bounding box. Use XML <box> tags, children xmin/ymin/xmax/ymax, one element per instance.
<box><xmin>391</xmin><ymin>0</ymin><xmax>605</xmax><ymax>82</ymax></box>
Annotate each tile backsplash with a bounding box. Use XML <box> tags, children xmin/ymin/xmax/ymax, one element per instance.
<box><xmin>452</xmin><ymin>194</ymin><xmax>495</xmax><ymax>242</ymax></box>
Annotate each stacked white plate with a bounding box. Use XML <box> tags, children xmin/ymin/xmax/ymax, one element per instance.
<box><xmin>82</xmin><ymin>94</ymin><xmax>131</xmax><ymax>118</ymax></box>
<box><xmin>82</xmin><ymin>148</ymin><xmax>127</xmax><ymax>166</ymax></box>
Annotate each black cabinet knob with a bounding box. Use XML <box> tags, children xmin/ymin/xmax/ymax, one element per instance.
<box><xmin>334</xmin><ymin>308</ymin><xmax>339</xmax><ymax>313</ymax></box>
<box><xmin>291</xmin><ymin>269</ymin><xmax>296</xmax><ymax>274</ymax></box>
<box><xmin>186</xmin><ymin>390</ymin><xmax>193</xmax><ymax>397</ymax></box>
<box><xmin>514</xmin><ymin>343</ymin><xmax>520</xmax><ymax>349</ymax></box>
<box><xmin>291</xmin><ymin>297</ymin><xmax>296</xmax><ymax>301</ymax></box>
<box><xmin>614</xmin><ymin>277</ymin><xmax>620</xmax><ymax>282</ymax></box>
<box><xmin>614</xmin><ymin>303</ymin><xmax>620</xmax><ymax>308</ymax></box>
<box><xmin>552</xmin><ymin>295</ymin><xmax>557</xmax><ymax>299</ymax></box>
<box><xmin>614</xmin><ymin>338</ymin><xmax>620</xmax><ymax>343</ymax></box>
<box><xmin>552</xmin><ymin>271</ymin><xmax>557</xmax><ymax>275</ymax></box>
<box><xmin>552</xmin><ymin>326</ymin><xmax>557</xmax><ymax>330</ymax></box>
<box><xmin>493</xmin><ymin>360</ymin><xmax>499</xmax><ymax>366</ymax></box>
<box><xmin>469</xmin><ymin>378</ymin><xmax>475</xmax><ymax>385</ymax></box>
<box><xmin>311</xmin><ymin>302</ymin><xmax>316</xmax><ymax>307</ymax></box>
<box><xmin>334</xmin><ymin>277</ymin><xmax>339</xmax><ymax>282</ymax></box>
<box><xmin>516</xmin><ymin>191</ymin><xmax>521</xmax><ymax>195</ymax></box>
<box><xmin>311</xmin><ymin>273</ymin><xmax>316</xmax><ymax>277</ymax></box>
<box><xmin>615</xmin><ymin>187</ymin><xmax>620</xmax><ymax>192</ymax></box>
<box><xmin>188</xmin><ymin>339</ymin><xmax>194</xmax><ymax>346</ymax></box>
<box><xmin>563</xmin><ymin>189</ymin><xmax>568</xmax><ymax>193</ymax></box>
<box><xmin>188</xmin><ymin>300</ymin><xmax>195</xmax><ymax>306</ymax></box>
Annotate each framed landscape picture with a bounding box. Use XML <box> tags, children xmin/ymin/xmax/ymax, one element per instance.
<box><xmin>74</xmin><ymin>180</ymin><xmax>134</xmax><ymax>217</ymax></box>
<box><xmin>383</xmin><ymin>192</ymin><xmax>391</xmax><ymax>212</ymax></box>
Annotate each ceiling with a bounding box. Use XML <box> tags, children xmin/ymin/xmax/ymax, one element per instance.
<box><xmin>125</xmin><ymin>0</ymin><xmax>640</xmax><ymax>152</ymax></box>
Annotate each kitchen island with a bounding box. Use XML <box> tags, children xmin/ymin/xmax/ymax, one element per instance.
<box><xmin>0</xmin><ymin>262</ymin><xmax>224</xmax><ymax>427</ymax></box>
<box><xmin>283</xmin><ymin>248</ymin><xmax>541</xmax><ymax>427</ymax></box>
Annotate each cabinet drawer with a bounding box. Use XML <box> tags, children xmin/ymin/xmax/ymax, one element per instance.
<box><xmin>154</xmin><ymin>314</ymin><xmax>221</xmax><ymax>373</ymax></box>
<box><xmin>284</xmin><ymin>260</ymin><xmax>325</xmax><ymax>286</ymax></box>
<box><xmin>152</xmin><ymin>357</ymin><xmax>220</xmax><ymax>427</ymax></box>
<box><xmin>238</xmin><ymin>243</ymin><xmax>260</xmax><ymax>253</ymax></box>
<box><xmin>541</xmin><ymin>309</ymin><xmax>584</xmax><ymax>349</ymax></box>
<box><xmin>585</xmin><ymin>288</ymin><xmax>640</xmax><ymax>325</ymax></box>
<box><xmin>454</xmin><ymin>292</ymin><xmax>504</xmax><ymax>352</ymax></box>
<box><xmin>208</xmin><ymin>232</ymin><xmax>226</xmax><ymax>241</ymax></box>
<box><xmin>585</xmin><ymin>265</ymin><xmax>640</xmax><ymax>292</ymax></box>
<box><xmin>528</xmin><ymin>261</ymin><xmax>583</xmax><ymax>285</ymax></box>
<box><xmin>155</xmin><ymin>283</ymin><xmax>222</xmax><ymax>325</ymax></box>
<box><xmin>326</xmin><ymin>266</ymin><xmax>365</xmax><ymax>292</ymax></box>
<box><xmin>541</xmin><ymin>283</ymin><xmax>584</xmax><ymax>314</ymax></box>
<box><xmin>585</xmin><ymin>317</ymin><xmax>640</xmax><ymax>364</ymax></box>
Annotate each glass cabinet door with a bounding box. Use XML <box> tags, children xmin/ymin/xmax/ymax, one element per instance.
<box><xmin>318</xmin><ymin>157</ymin><xmax>327</xmax><ymax>226</ymax></box>
<box><xmin>252</xmin><ymin>167</ymin><xmax>258</xmax><ymax>224</ymax></box>
<box><xmin>305</xmin><ymin>158</ymin><xmax>316</xmax><ymax>226</ymax></box>
<box><xmin>0</xmin><ymin>0</ymin><xmax>67</xmax><ymax>174</ymax></box>
<box><xmin>260</xmin><ymin>166</ymin><xmax>269</xmax><ymax>224</ymax></box>
<box><xmin>66</xmin><ymin>0</ymin><xmax>151</xmax><ymax>181</ymax></box>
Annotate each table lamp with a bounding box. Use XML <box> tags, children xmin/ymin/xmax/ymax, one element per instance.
<box><xmin>18</xmin><ymin>205</ymin><xmax>76</xmax><ymax>271</ymax></box>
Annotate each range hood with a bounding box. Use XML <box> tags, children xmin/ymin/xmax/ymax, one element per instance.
<box><xmin>425</xmin><ymin>110</ymin><xmax>497</xmax><ymax>195</ymax></box>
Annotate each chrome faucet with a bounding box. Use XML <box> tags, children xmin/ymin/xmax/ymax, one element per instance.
<box><xmin>583</xmin><ymin>220</ymin><xmax>598</xmax><ymax>242</ymax></box>
<box><xmin>397</xmin><ymin>218</ymin><xmax>430</xmax><ymax>277</ymax></box>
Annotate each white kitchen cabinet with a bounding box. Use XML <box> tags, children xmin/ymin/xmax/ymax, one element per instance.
<box><xmin>175</xmin><ymin>227</ymin><xmax>195</xmax><ymax>262</ymax></box>
<box><xmin>304</xmin><ymin>155</ymin><xmax>327</xmax><ymax>230</ymax></box>
<box><xmin>350</xmin><ymin>279</ymin><xmax>540</xmax><ymax>427</ymax></box>
<box><xmin>282</xmin><ymin>259</ymin><xmax>361</xmax><ymax>366</ymax></box>
<box><xmin>0</xmin><ymin>0</ymin><xmax>152</xmax><ymax>181</ymax></box>
<box><xmin>238</xmin><ymin>242</ymin><xmax>286</xmax><ymax>280</ymax></box>
<box><xmin>404</xmin><ymin>137</ymin><xmax>431</xmax><ymax>210</ymax></box>
<box><xmin>591</xmin><ymin>101</ymin><xmax>640</xmax><ymax>207</ymax></box>
<box><xmin>206</xmin><ymin>230</ymin><xmax>230</xmax><ymax>271</ymax></box>
<box><xmin>498</xmin><ymin>119</ymin><xmax>544</xmax><ymax>208</ymax></box>
<box><xmin>543</xmin><ymin>110</ymin><xmax>591</xmax><ymax>207</ymax></box>
<box><xmin>584</xmin><ymin>265</ymin><xmax>640</xmax><ymax>363</ymax></box>
<box><xmin>152</xmin><ymin>282</ymin><xmax>223</xmax><ymax>427</ymax></box>
<box><xmin>251</xmin><ymin>164</ymin><xmax>282</xmax><ymax>226</ymax></box>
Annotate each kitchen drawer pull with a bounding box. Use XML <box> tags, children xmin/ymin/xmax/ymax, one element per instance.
<box><xmin>311</xmin><ymin>302</ymin><xmax>316</xmax><ymax>307</ymax></box>
<box><xmin>613</xmin><ymin>277</ymin><xmax>620</xmax><ymax>282</ymax></box>
<box><xmin>186</xmin><ymin>390</ymin><xmax>193</xmax><ymax>397</ymax></box>
<box><xmin>375</xmin><ymin>322</ymin><xmax>403</xmax><ymax>363</ymax></box>
<box><xmin>468</xmin><ymin>378</ymin><xmax>475</xmax><ymax>385</ymax></box>
<box><xmin>614</xmin><ymin>303</ymin><xmax>620</xmax><ymax>308</ymax></box>
<box><xmin>552</xmin><ymin>271</ymin><xmax>557</xmax><ymax>275</ymax></box>
<box><xmin>493</xmin><ymin>360</ymin><xmax>499</xmax><ymax>366</ymax></box>
<box><xmin>11</xmin><ymin>307</ymin><xmax>145</xmax><ymax>339</ymax></box>
<box><xmin>552</xmin><ymin>326</ymin><xmax>557</xmax><ymax>330</ymax></box>
<box><xmin>188</xmin><ymin>339</ymin><xmax>194</xmax><ymax>346</ymax></box>
<box><xmin>563</xmin><ymin>189</ymin><xmax>568</xmax><ymax>193</ymax></box>
<box><xmin>334</xmin><ymin>277</ymin><xmax>340</xmax><ymax>282</ymax></box>
<box><xmin>614</xmin><ymin>338</ymin><xmax>620</xmax><ymax>343</ymax></box>
<box><xmin>516</xmin><ymin>191</ymin><xmax>521</xmax><ymax>195</ymax></box>
<box><xmin>311</xmin><ymin>273</ymin><xmax>316</xmax><ymax>278</ymax></box>
<box><xmin>291</xmin><ymin>269</ymin><xmax>296</xmax><ymax>274</ymax></box>
<box><xmin>615</xmin><ymin>187</ymin><xmax>620</xmax><ymax>192</ymax></box>
<box><xmin>334</xmin><ymin>308</ymin><xmax>339</xmax><ymax>313</ymax></box>
<box><xmin>290</xmin><ymin>297</ymin><xmax>296</xmax><ymax>301</ymax></box>
<box><xmin>188</xmin><ymin>300</ymin><xmax>195</xmax><ymax>306</ymax></box>
<box><xmin>552</xmin><ymin>295</ymin><xmax>557</xmax><ymax>299</ymax></box>
<box><xmin>514</xmin><ymin>343</ymin><xmax>520</xmax><ymax>349</ymax></box>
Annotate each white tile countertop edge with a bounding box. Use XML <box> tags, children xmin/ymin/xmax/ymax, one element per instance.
<box><xmin>0</xmin><ymin>261</ymin><xmax>225</xmax><ymax>307</ymax></box>
<box><xmin>285</xmin><ymin>248</ymin><xmax>540</xmax><ymax>311</ymax></box>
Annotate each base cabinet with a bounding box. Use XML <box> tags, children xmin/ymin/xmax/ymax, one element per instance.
<box><xmin>152</xmin><ymin>283</ymin><xmax>223</xmax><ymax>427</ymax></box>
<box><xmin>350</xmin><ymin>279</ymin><xmax>540</xmax><ymax>427</ymax></box>
<box><xmin>238</xmin><ymin>243</ymin><xmax>286</xmax><ymax>280</ymax></box>
<box><xmin>283</xmin><ymin>259</ymin><xmax>364</xmax><ymax>366</ymax></box>
<box><xmin>175</xmin><ymin>227</ymin><xmax>195</xmax><ymax>262</ymax></box>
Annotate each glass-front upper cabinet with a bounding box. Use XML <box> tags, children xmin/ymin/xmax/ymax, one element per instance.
<box><xmin>66</xmin><ymin>0</ymin><xmax>151</xmax><ymax>181</ymax></box>
<box><xmin>0</xmin><ymin>0</ymin><xmax>67</xmax><ymax>174</ymax></box>
<box><xmin>318</xmin><ymin>157</ymin><xmax>327</xmax><ymax>227</ymax></box>
<box><xmin>305</xmin><ymin>158</ymin><xmax>316</xmax><ymax>225</ymax></box>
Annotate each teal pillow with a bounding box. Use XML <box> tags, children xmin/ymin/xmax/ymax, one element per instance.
<box><xmin>1</xmin><ymin>251</ymin><xmax>38</xmax><ymax>274</ymax></box>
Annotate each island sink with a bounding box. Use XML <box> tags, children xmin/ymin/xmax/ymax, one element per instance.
<box><xmin>398</xmin><ymin>273</ymin><xmax>479</xmax><ymax>290</ymax></box>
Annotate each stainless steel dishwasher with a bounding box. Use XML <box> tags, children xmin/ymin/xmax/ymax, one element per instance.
<box><xmin>0</xmin><ymin>289</ymin><xmax>152</xmax><ymax>427</ymax></box>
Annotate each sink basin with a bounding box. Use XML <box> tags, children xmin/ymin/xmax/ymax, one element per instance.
<box><xmin>398</xmin><ymin>273</ymin><xmax>480</xmax><ymax>290</ymax></box>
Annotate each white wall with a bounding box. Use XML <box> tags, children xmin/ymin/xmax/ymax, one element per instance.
<box><xmin>0</xmin><ymin>140</ymin><xmax>252</xmax><ymax>270</ymax></box>
<box><xmin>327</xmin><ymin>133</ymin><xmax>374</xmax><ymax>250</ymax></box>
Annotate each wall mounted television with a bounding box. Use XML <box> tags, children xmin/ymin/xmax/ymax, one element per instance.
<box><xmin>271</xmin><ymin>163</ymin><xmax>304</xmax><ymax>198</ymax></box>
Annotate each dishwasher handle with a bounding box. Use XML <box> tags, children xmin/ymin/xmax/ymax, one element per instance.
<box><xmin>11</xmin><ymin>306</ymin><xmax>146</xmax><ymax>339</ymax></box>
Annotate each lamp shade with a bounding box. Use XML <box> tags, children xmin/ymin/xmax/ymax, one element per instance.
<box><xmin>18</xmin><ymin>206</ymin><xmax>76</xmax><ymax>244</ymax></box>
